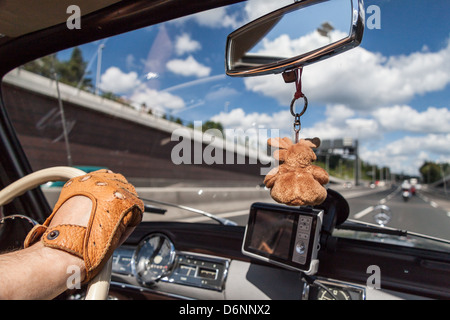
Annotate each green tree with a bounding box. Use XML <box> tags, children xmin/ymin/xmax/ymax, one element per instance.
<box><xmin>420</xmin><ymin>161</ymin><xmax>441</xmax><ymax>184</ymax></box>
<box><xmin>164</xmin><ymin>114</ymin><xmax>183</xmax><ymax>125</ymax></box>
<box><xmin>57</xmin><ymin>47</ymin><xmax>92</xmax><ymax>90</ymax></box>
<box><xmin>186</xmin><ymin>120</ymin><xmax>224</xmax><ymax>134</ymax></box>
<box><xmin>202</xmin><ymin>120</ymin><xmax>224</xmax><ymax>133</ymax></box>
<box><xmin>23</xmin><ymin>54</ymin><xmax>57</xmax><ymax>78</ymax></box>
<box><xmin>23</xmin><ymin>47</ymin><xmax>92</xmax><ymax>90</ymax></box>
<box><xmin>101</xmin><ymin>91</ymin><xmax>121</xmax><ymax>101</ymax></box>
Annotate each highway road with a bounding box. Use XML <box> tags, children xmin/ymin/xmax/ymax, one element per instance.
<box><xmin>146</xmin><ymin>184</ymin><xmax>450</xmax><ymax>242</ymax></box>
<box><xmin>346</xmin><ymin>186</ymin><xmax>450</xmax><ymax>241</ymax></box>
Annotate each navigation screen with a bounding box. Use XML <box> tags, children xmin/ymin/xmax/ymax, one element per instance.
<box><xmin>248</xmin><ymin>209</ymin><xmax>295</xmax><ymax>260</ymax></box>
<box><xmin>243</xmin><ymin>202</ymin><xmax>323</xmax><ymax>274</ymax></box>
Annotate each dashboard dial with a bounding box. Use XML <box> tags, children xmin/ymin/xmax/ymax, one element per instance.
<box><xmin>133</xmin><ymin>233</ymin><xmax>176</xmax><ymax>285</ymax></box>
<box><xmin>318</xmin><ymin>287</ymin><xmax>352</xmax><ymax>300</ymax></box>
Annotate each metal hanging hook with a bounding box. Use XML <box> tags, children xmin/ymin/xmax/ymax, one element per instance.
<box><xmin>290</xmin><ymin>95</ymin><xmax>308</xmax><ymax>117</ymax></box>
<box><xmin>283</xmin><ymin>67</ymin><xmax>308</xmax><ymax>143</ymax></box>
<box><xmin>291</xmin><ymin>95</ymin><xmax>308</xmax><ymax>144</ymax></box>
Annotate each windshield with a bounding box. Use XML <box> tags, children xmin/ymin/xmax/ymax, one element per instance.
<box><xmin>2</xmin><ymin>0</ymin><xmax>449</xmax><ymax>251</ymax></box>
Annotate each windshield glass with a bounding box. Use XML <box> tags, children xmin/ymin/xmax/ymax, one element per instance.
<box><xmin>2</xmin><ymin>0</ymin><xmax>449</xmax><ymax>251</ymax></box>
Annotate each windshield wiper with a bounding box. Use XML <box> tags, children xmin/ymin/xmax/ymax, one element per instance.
<box><xmin>139</xmin><ymin>197</ymin><xmax>238</xmax><ymax>226</ymax></box>
<box><xmin>337</xmin><ymin>220</ymin><xmax>408</xmax><ymax>237</ymax></box>
<box><xmin>337</xmin><ymin>219</ymin><xmax>450</xmax><ymax>246</ymax></box>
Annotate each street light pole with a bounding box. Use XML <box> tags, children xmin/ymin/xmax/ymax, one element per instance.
<box><xmin>53</xmin><ymin>72</ymin><xmax>73</xmax><ymax>167</ymax></box>
<box><xmin>95</xmin><ymin>44</ymin><xmax>105</xmax><ymax>95</ymax></box>
<box><xmin>354</xmin><ymin>139</ymin><xmax>359</xmax><ymax>186</ymax></box>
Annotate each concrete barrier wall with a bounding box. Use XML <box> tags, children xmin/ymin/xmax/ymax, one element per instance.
<box><xmin>42</xmin><ymin>186</ymin><xmax>274</xmax><ymax>222</ymax></box>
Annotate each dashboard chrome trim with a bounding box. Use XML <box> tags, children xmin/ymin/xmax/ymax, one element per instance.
<box><xmin>110</xmin><ymin>281</ymin><xmax>195</xmax><ymax>300</ymax></box>
<box><xmin>308</xmin><ymin>277</ymin><xmax>366</xmax><ymax>300</ymax></box>
<box><xmin>112</xmin><ymin>238</ymin><xmax>231</xmax><ymax>293</ymax></box>
<box><xmin>160</xmin><ymin>251</ymin><xmax>230</xmax><ymax>292</ymax></box>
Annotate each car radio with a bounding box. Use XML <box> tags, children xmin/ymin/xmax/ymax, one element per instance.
<box><xmin>242</xmin><ymin>202</ymin><xmax>323</xmax><ymax>275</ymax></box>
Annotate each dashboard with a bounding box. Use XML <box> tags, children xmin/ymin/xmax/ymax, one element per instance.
<box><xmin>103</xmin><ymin>221</ymin><xmax>443</xmax><ymax>300</ymax></box>
<box><xmin>113</xmin><ymin>242</ymin><xmax>230</xmax><ymax>293</ymax></box>
<box><xmin>111</xmin><ymin>241</ymin><xmax>366</xmax><ymax>300</ymax></box>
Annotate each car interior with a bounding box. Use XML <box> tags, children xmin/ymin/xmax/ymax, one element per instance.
<box><xmin>0</xmin><ymin>0</ymin><xmax>449</xmax><ymax>302</ymax></box>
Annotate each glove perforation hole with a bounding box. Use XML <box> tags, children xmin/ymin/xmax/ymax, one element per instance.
<box><xmin>64</xmin><ymin>180</ymin><xmax>73</xmax><ymax>188</ymax></box>
<box><xmin>114</xmin><ymin>192</ymin><xmax>125</xmax><ymax>200</ymax></box>
<box><xmin>80</xmin><ymin>175</ymin><xmax>92</xmax><ymax>182</ymax></box>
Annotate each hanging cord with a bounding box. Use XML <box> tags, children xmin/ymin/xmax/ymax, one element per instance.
<box><xmin>289</xmin><ymin>68</ymin><xmax>308</xmax><ymax>143</ymax></box>
<box><xmin>293</xmin><ymin>67</ymin><xmax>305</xmax><ymax>101</ymax></box>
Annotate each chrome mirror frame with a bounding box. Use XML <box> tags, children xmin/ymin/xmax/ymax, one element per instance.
<box><xmin>225</xmin><ymin>0</ymin><xmax>365</xmax><ymax>77</ymax></box>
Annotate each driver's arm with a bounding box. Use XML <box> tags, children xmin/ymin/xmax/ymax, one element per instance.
<box><xmin>0</xmin><ymin>196</ymin><xmax>89</xmax><ymax>299</ymax></box>
<box><xmin>0</xmin><ymin>170</ymin><xmax>143</xmax><ymax>300</ymax></box>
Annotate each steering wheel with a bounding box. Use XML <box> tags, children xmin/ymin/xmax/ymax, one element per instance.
<box><xmin>0</xmin><ymin>166</ymin><xmax>112</xmax><ymax>300</ymax></box>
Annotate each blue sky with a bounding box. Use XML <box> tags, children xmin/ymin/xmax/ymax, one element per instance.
<box><xmin>59</xmin><ymin>0</ymin><xmax>450</xmax><ymax>176</ymax></box>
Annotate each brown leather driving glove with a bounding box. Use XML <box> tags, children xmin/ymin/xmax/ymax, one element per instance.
<box><xmin>24</xmin><ymin>169</ymin><xmax>144</xmax><ymax>283</ymax></box>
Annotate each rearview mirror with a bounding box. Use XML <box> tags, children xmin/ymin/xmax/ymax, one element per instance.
<box><xmin>226</xmin><ymin>0</ymin><xmax>364</xmax><ymax>77</ymax></box>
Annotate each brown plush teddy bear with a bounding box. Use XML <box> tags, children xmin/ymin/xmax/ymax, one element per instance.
<box><xmin>264</xmin><ymin>137</ymin><xmax>329</xmax><ymax>206</ymax></box>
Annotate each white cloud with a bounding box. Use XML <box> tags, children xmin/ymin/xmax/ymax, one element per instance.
<box><xmin>244</xmin><ymin>37</ymin><xmax>450</xmax><ymax>110</ymax></box>
<box><xmin>386</xmin><ymin>46</ymin><xmax>450</xmax><ymax>95</ymax></box>
<box><xmin>166</xmin><ymin>55</ymin><xmax>211</xmax><ymax>78</ymax></box>
<box><xmin>193</xmin><ymin>7</ymin><xmax>239</xmax><ymax>29</ymax></box>
<box><xmin>302</xmin><ymin>104</ymin><xmax>450</xmax><ymax>175</ymax></box>
<box><xmin>171</xmin><ymin>0</ymin><xmax>292</xmax><ymax>30</ymax></box>
<box><xmin>210</xmin><ymin>108</ymin><xmax>292</xmax><ymax>150</ymax></box>
<box><xmin>174</xmin><ymin>7</ymin><xmax>241</xmax><ymax>29</ymax></box>
<box><xmin>360</xmin><ymin>134</ymin><xmax>450</xmax><ymax>175</ymax></box>
<box><xmin>297</xmin><ymin>104</ymin><xmax>450</xmax><ymax>175</ymax></box>
<box><xmin>98</xmin><ymin>65</ymin><xmax>187</xmax><ymax>115</ymax></box>
<box><xmin>99</xmin><ymin>66</ymin><xmax>141</xmax><ymax>94</ymax></box>
<box><xmin>243</xmin><ymin>0</ymin><xmax>293</xmax><ymax>22</ymax></box>
<box><xmin>255</xmin><ymin>30</ymin><xmax>348</xmax><ymax>59</ymax></box>
<box><xmin>373</xmin><ymin>105</ymin><xmax>450</xmax><ymax>134</ymax></box>
<box><xmin>130</xmin><ymin>85</ymin><xmax>185</xmax><ymax>113</ymax></box>
<box><xmin>325</xmin><ymin>104</ymin><xmax>355</xmax><ymax>122</ymax></box>
<box><xmin>211</xmin><ymin>104</ymin><xmax>380</xmax><ymax>144</ymax></box>
<box><xmin>175</xmin><ymin>33</ymin><xmax>201</xmax><ymax>56</ymax></box>
<box><xmin>210</xmin><ymin>104</ymin><xmax>450</xmax><ymax>175</ymax></box>
<box><xmin>211</xmin><ymin>108</ymin><xmax>291</xmax><ymax>132</ymax></box>
<box><xmin>300</xmin><ymin>104</ymin><xmax>381</xmax><ymax>141</ymax></box>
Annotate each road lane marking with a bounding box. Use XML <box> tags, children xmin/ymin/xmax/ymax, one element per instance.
<box><xmin>353</xmin><ymin>187</ymin><xmax>401</xmax><ymax>219</ymax></box>
<box><xmin>418</xmin><ymin>192</ymin><xmax>450</xmax><ymax>213</ymax></box>
<box><xmin>353</xmin><ymin>206</ymin><xmax>374</xmax><ymax>219</ymax></box>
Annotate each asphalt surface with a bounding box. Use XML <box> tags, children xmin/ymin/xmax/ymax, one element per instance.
<box><xmin>347</xmin><ymin>186</ymin><xmax>450</xmax><ymax>241</ymax></box>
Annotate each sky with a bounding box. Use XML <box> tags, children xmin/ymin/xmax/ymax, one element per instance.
<box><xmin>60</xmin><ymin>0</ymin><xmax>450</xmax><ymax>176</ymax></box>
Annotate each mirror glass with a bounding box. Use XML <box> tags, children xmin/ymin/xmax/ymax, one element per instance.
<box><xmin>226</xmin><ymin>0</ymin><xmax>362</xmax><ymax>77</ymax></box>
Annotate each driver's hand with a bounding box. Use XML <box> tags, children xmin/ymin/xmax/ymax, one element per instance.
<box><xmin>24</xmin><ymin>169</ymin><xmax>144</xmax><ymax>283</ymax></box>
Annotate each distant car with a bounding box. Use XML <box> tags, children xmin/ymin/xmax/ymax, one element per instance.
<box><xmin>343</xmin><ymin>181</ymin><xmax>353</xmax><ymax>188</ymax></box>
<box><xmin>41</xmin><ymin>166</ymin><xmax>107</xmax><ymax>187</ymax></box>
